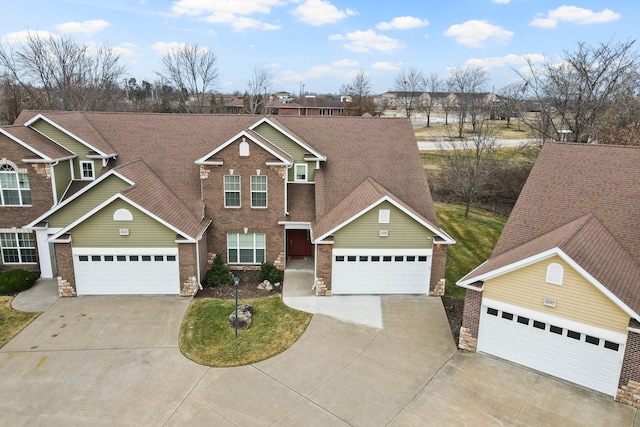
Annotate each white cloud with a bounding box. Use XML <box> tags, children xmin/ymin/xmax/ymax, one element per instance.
<box><xmin>376</xmin><ymin>16</ymin><xmax>429</xmax><ymax>31</ymax></box>
<box><xmin>55</xmin><ymin>19</ymin><xmax>110</xmax><ymax>34</ymax></box>
<box><xmin>465</xmin><ymin>53</ymin><xmax>546</xmax><ymax>69</ymax></box>
<box><xmin>112</xmin><ymin>42</ymin><xmax>139</xmax><ymax>57</ymax></box>
<box><xmin>372</xmin><ymin>61</ymin><xmax>400</xmax><ymax>71</ymax></box>
<box><xmin>332</xmin><ymin>59</ymin><xmax>358</xmax><ymax>67</ymax></box>
<box><xmin>445</xmin><ymin>20</ymin><xmax>513</xmax><ymax>48</ymax></box>
<box><xmin>151</xmin><ymin>41</ymin><xmax>209</xmax><ymax>55</ymax></box>
<box><xmin>530</xmin><ymin>6</ymin><xmax>621</xmax><ymax>28</ymax></box>
<box><xmin>1</xmin><ymin>30</ymin><xmax>58</xmax><ymax>44</ymax></box>
<box><xmin>171</xmin><ymin>0</ymin><xmax>282</xmax><ymax>31</ymax></box>
<box><xmin>493</xmin><ymin>0</ymin><xmax>510</xmax><ymax>4</ymax></box>
<box><xmin>329</xmin><ymin>30</ymin><xmax>405</xmax><ymax>53</ymax></box>
<box><xmin>292</xmin><ymin>0</ymin><xmax>357</xmax><ymax>26</ymax></box>
<box><xmin>279</xmin><ymin>59</ymin><xmax>358</xmax><ymax>84</ymax></box>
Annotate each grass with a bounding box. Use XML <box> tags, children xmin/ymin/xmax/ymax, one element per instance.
<box><xmin>0</xmin><ymin>296</ymin><xmax>40</xmax><ymax>348</ymax></box>
<box><xmin>179</xmin><ymin>295</ymin><xmax>312</xmax><ymax>367</ymax></box>
<box><xmin>414</xmin><ymin>120</ymin><xmax>532</xmax><ymax>141</ymax></box>
<box><xmin>435</xmin><ymin>202</ymin><xmax>507</xmax><ymax>299</ymax></box>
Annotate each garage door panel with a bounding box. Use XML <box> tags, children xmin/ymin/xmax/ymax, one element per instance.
<box><xmin>478</xmin><ymin>304</ymin><xmax>624</xmax><ymax>397</ymax></box>
<box><xmin>331</xmin><ymin>250</ymin><xmax>431</xmax><ymax>295</ymax></box>
<box><xmin>73</xmin><ymin>250</ymin><xmax>180</xmax><ymax>295</ymax></box>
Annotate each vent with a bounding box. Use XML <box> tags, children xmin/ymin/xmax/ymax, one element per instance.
<box><xmin>119</xmin><ymin>229</ymin><xmax>130</xmax><ymax>236</ymax></box>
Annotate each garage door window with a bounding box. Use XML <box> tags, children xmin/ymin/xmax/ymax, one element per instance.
<box><xmin>228</xmin><ymin>233</ymin><xmax>265</xmax><ymax>264</ymax></box>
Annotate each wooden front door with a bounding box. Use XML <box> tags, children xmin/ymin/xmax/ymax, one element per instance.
<box><xmin>287</xmin><ymin>229</ymin><xmax>312</xmax><ymax>257</ymax></box>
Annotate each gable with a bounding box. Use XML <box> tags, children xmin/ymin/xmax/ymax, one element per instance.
<box><xmin>67</xmin><ymin>198</ymin><xmax>178</xmax><ymax>248</ymax></box>
<box><xmin>333</xmin><ymin>201</ymin><xmax>435</xmax><ymax>249</ymax></box>
<box><xmin>483</xmin><ymin>255</ymin><xmax>629</xmax><ymax>334</ymax></box>
<box><xmin>46</xmin><ymin>175</ymin><xmax>130</xmax><ymax>228</ymax></box>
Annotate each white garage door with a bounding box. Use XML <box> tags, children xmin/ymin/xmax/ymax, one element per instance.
<box><xmin>331</xmin><ymin>249</ymin><xmax>431</xmax><ymax>294</ymax></box>
<box><xmin>73</xmin><ymin>248</ymin><xmax>180</xmax><ymax>295</ymax></box>
<box><xmin>477</xmin><ymin>300</ymin><xmax>625</xmax><ymax>397</ymax></box>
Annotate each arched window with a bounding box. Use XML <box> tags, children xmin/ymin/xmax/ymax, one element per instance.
<box><xmin>239</xmin><ymin>140</ymin><xmax>250</xmax><ymax>157</ymax></box>
<box><xmin>0</xmin><ymin>163</ymin><xmax>31</xmax><ymax>206</ymax></box>
<box><xmin>113</xmin><ymin>208</ymin><xmax>133</xmax><ymax>221</ymax></box>
<box><xmin>546</xmin><ymin>262</ymin><xmax>564</xmax><ymax>285</ymax></box>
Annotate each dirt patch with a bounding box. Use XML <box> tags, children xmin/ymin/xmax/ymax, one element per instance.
<box><xmin>441</xmin><ymin>296</ymin><xmax>464</xmax><ymax>345</ymax></box>
<box><xmin>195</xmin><ymin>269</ymin><xmax>282</xmax><ymax>300</ymax></box>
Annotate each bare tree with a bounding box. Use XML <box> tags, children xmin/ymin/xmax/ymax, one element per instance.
<box><xmin>497</xmin><ymin>83</ymin><xmax>526</xmax><ymax>129</ymax></box>
<box><xmin>517</xmin><ymin>39</ymin><xmax>640</xmax><ymax>143</ymax></box>
<box><xmin>423</xmin><ymin>72</ymin><xmax>444</xmax><ymax>127</ymax></box>
<box><xmin>393</xmin><ymin>67</ymin><xmax>425</xmax><ymax>118</ymax></box>
<box><xmin>0</xmin><ymin>32</ymin><xmax>126</xmax><ymax>111</ymax></box>
<box><xmin>246</xmin><ymin>66</ymin><xmax>272</xmax><ymax>114</ymax></box>
<box><xmin>157</xmin><ymin>43</ymin><xmax>218</xmax><ymax>114</ymax></box>
<box><xmin>447</xmin><ymin>66</ymin><xmax>489</xmax><ymax>138</ymax></box>
<box><xmin>341</xmin><ymin>69</ymin><xmax>376</xmax><ymax>116</ymax></box>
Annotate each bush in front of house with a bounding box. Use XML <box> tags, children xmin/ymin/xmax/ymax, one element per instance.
<box><xmin>207</xmin><ymin>254</ymin><xmax>233</xmax><ymax>287</ymax></box>
<box><xmin>259</xmin><ymin>261</ymin><xmax>281</xmax><ymax>284</ymax></box>
<box><xmin>0</xmin><ymin>269</ymin><xmax>37</xmax><ymax>294</ymax></box>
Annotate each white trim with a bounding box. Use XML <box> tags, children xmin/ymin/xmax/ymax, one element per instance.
<box><xmin>35</xmin><ymin>228</ymin><xmax>54</xmax><ymax>278</ymax></box>
<box><xmin>49</xmin><ymin>193</ymin><xmax>196</xmax><ymax>242</ymax></box>
<box><xmin>21</xmin><ymin>155</ymin><xmax>75</xmax><ymax>164</ymax></box>
<box><xmin>250</xmin><ymin>174</ymin><xmax>268</xmax><ymax>209</ymax></box>
<box><xmin>278</xmin><ymin>221</ymin><xmax>311</xmax><ymax>230</ymax></box>
<box><xmin>195</xmin><ymin>130</ymin><xmax>292</xmax><ymax>165</ymax></box>
<box><xmin>0</xmin><ymin>128</ymin><xmax>52</xmax><ymax>161</ymax></box>
<box><xmin>80</xmin><ymin>160</ymin><xmax>95</xmax><ymax>180</ymax></box>
<box><xmin>25</xmin><ymin>168</ymin><xmax>134</xmax><ymax>228</ymax></box>
<box><xmin>313</xmin><ymin>195</ymin><xmax>455</xmax><ymax>244</ymax></box>
<box><xmin>459</xmin><ymin>247</ymin><xmax>640</xmax><ymax>322</ymax></box>
<box><xmin>72</xmin><ymin>247</ymin><xmax>178</xmax><ymax>255</ymax></box>
<box><xmin>482</xmin><ymin>297</ymin><xmax>628</xmax><ymax>344</ymax></box>
<box><xmin>333</xmin><ymin>248</ymin><xmax>433</xmax><ymax>256</ymax></box>
<box><xmin>223</xmin><ymin>175</ymin><xmax>241</xmax><ymax>208</ymax></box>
<box><xmin>294</xmin><ymin>163</ymin><xmax>308</xmax><ymax>182</ymax></box>
<box><xmin>249</xmin><ymin>117</ymin><xmax>327</xmax><ymax>161</ymax></box>
<box><xmin>24</xmin><ymin>114</ymin><xmax>114</xmax><ymax>157</ymax></box>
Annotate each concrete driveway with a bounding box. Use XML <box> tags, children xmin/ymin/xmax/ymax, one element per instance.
<box><xmin>1</xmin><ymin>291</ymin><xmax>637</xmax><ymax>425</ymax></box>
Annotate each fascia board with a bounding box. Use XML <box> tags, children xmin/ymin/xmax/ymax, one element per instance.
<box><xmin>194</xmin><ymin>130</ymin><xmax>291</xmax><ymax>165</ymax></box>
<box><xmin>0</xmin><ymin>128</ymin><xmax>52</xmax><ymax>161</ymax></box>
<box><xmin>25</xmin><ymin>169</ymin><xmax>134</xmax><ymax>228</ymax></box>
<box><xmin>249</xmin><ymin>117</ymin><xmax>327</xmax><ymax>161</ymax></box>
<box><xmin>25</xmin><ymin>114</ymin><xmax>110</xmax><ymax>157</ymax></box>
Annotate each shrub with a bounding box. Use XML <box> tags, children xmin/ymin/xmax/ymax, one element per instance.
<box><xmin>0</xmin><ymin>269</ymin><xmax>37</xmax><ymax>294</ymax></box>
<box><xmin>259</xmin><ymin>261</ymin><xmax>281</xmax><ymax>284</ymax></box>
<box><xmin>207</xmin><ymin>254</ymin><xmax>233</xmax><ymax>287</ymax></box>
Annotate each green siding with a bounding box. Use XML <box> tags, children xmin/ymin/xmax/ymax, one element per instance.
<box><xmin>333</xmin><ymin>201</ymin><xmax>434</xmax><ymax>249</ymax></box>
<box><xmin>53</xmin><ymin>160</ymin><xmax>72</xmax><ymax>202</ymax></box>
<box><xmin>70</xmin><ymin>199</ymin><xmax>178</xmax><ymax>248</ymax></box>
<box><xmin>47</xmin><ymin>175</ymin><xmax>130</xmax><ymax>228</ymax></box>
<box><xmin>253</xmin><ymin>122</ymin><xmax>316</xmax><ymax>182</ymax></box>
<box><xmin>31</xmin><ymin>121</ymin><xmax>99</xmax><ymax>179</ymax></box>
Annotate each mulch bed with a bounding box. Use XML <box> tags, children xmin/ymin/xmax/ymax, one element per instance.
<box><xmin>441</xmin><ymin>296</ymin><xmax>464</xmax><ymax>345</ymax></box>
<box><xmin>195</xmin><ymin>270</ymin><xmax>282</xmax><ymax>300</ymax></box>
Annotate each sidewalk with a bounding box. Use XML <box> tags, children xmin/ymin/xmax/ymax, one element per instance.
<box><xmin>11</xmin><ymin>277</ymin><xmax>59</xmax><ymax>312</ymax></box>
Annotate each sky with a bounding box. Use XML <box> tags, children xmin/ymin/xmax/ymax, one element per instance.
<box><xmin>1</xmin><ymin>0</ymin><xmax>639</xmax><ymax>95</ymax></box>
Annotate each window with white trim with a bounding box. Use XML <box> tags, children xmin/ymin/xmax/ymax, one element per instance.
<box><xmin>0</xmin><ymin>164</ymin><xmax>31</xmax><ymax>206</ymax></box>
<box><xmin>227</xmin><ymin>233</ymin><xmax>265</xmax><ymax>264</ymax></box>
<box><xmin>294</xmin><ymin>163</ymin><xmax>308</xmax><ymax>182</ymax></box>
<box><xmin>378</xmin><ymin>209</ymin><xmax>390</xmax><ymax>223</ymax></box>
<box><xmin>80</xmin><ymin>161</ymin><xmax>95</xmax><ymax>180</ymax></box>
<box><xmin>251</xmin><ymin>175</ymin><xmax>267</xmax><ymax>208</ymax></box>
<box><xmin>0</xmin><ymin>232</ymin><xmax>36</xmax><ymax>264</ymax></box>
<box><xmin>546</xmin><ymin>262</ymin><xmax>564</xmax><ymax>285</ymax></box>
<box><xmin>224</xmin><ymin>175</ymin><xmax>241</xmax><ymax>207</ymax></box>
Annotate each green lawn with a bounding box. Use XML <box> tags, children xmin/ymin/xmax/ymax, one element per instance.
<box><xmin>0</xmin><ymin>297</ymin><xmax>40</xmax><ymax>348</ymax></box>
<box><xmin>179</xmin><ymin>295</ymin><xmax>312</xmax><ymax>367</ymax></box>
<box><xmin>435</xmin><ymin>202</ymin><xmax>507</xmax><ymax>299</ymax></box>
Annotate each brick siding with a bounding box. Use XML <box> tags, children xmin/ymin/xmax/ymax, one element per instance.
<box><xmin>54</xmin><ymin>242</ymin><xmax>76</xmax><ymax>297</ymax></box>
<box><xmin>315</xmin><ymin>244</ymin><xmax>332</xmax><ymax>295</ymax></box>
<box><xmin>459</xmin><ymin>287</ymin><xmax>483</xmax><ymax>351</ymax></box>
<box><xmin>429</xmin><ymin>243</ymin><xmax>447</xmax><ymax>296</ymax></box>
<box><xmin>617</xmin><ymin>329</ymin><xmax>640</xmax><ymax>407</ymax></box>
<box><xmin>178</xmin><ymin>243</ymin><xmax>199</xmax><ymax>296</ymax></box>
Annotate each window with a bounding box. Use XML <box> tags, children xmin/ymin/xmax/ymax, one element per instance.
<box><xmin>335</xmin><ymin>256</ymin><xmax>345</xmax><ymax>262</ymax></box>
<box><xmin>117</xmin><ymin>255</ymin><xmax>126</xmax><ymax>261</ymax></box>
<box><xmin>113</xmin><ymin>208</ymin><xmax>133</xmax><ymax>221</ymax></box>
<box><xmin>167</xmin><ymin>255</ymin><xmax>176</xmax><ymax>261</ymax></box>
<box><xmin>371</xmin><ymin>256</ymin><xmax>380</xmax><ymax>262</ymax></box>
<box><xmin>487</xmin><ymin>307</ymin><xmax>498</xmax><ymax>316</ymax></box>
<box><xmin>0</xmin><ymin>232</ymin><xmax>36</xmax><ymax>264</ymax></box>
<box><xmin>347</xmin><ymin>256</ymin><xmax>356</xmax><ymax>262</ymax></box>
<box><xmin>154</xmin><ymin>256</ymin><xmax>164</xmax><ymax>261</ymax></box>
<box><xmin>142</xmin><ymin>255</ymin><xmax>151</xmax><ymax>261</ymax></box>
<box><xmin>517</xmin><ymin>316</ymin><xmax>530</xmax><ymax>325</ymax></box>
<box><xmin>104</xmin><ymin>256</ymin><xmax>114</xmax><ymax>261</ymax></box>
<box><xmin>251</xmin><ymin>175</ymin><xmax>267</xmax><ymax>208</ymax></box>
<box><xmin>378</xmin><ymin>209</ymin><xmax>390</xmax><ymax>224</ymax></box>
<box><xmin>549</xmin><ymin>325</ymin><xmax>563</xmax><ymax>335</ymax></box>
<box><xmin>546</xmin><ymin>262</ymin><xmax>564</xmax><ymax>285</ymax></box>
<box><xmin>604</xmin><ymin>341</ymin><xmax>620</xmax><ymax>351</ymax></box>
<box><xmin>418</xmin><ymin>256</ymin><xmax>428</xmax><ymax>262</ymax></box>
<box><xmin>91</xmin><ymin>256</ymin><xmax>101</xmax><ymax>261</ymax></box>
<box><xmin>502</xmin><ymin>312</ymin><xmax>513</xmax><ymax>320</ymax></box>
<box><xmin>359</xmin><ymin>256</ymin><xmax>368</xmax><ymax>262</ymax></box>
<box><xmin>533</xmin><ymin>320</ymin><xmax>546</xmax><ymax>330</ymax></box>
<box><xmin>79</xmin><ymin>255</ymin><xmax>89</xmax><ymax>262</ymax></box>
<box><xmin>383</xmin><ymin>256</ymin><xmax>392</xmax><ymax>262</ymax></box>
<box><xmin>80</xmin><ymin>161</ymin><xmax>95</xmax><ymax>180</ymax></box>
<box><xmin>0</xmin><ymin>164</ymin><xmax>31</xmax><ymax>206</ymax></box>
<box><xmin>567</xmin><ymin>330</ymin><xmax>581</xmax><ymax>340</ymax></box>
<box><xmin>239</xmin><ymin>140</ymin><xmax>250</xmax><ymax>156</ymax></box>
<box><xmin>585</xmin><ymin>335</ymin><xmax>600</xmax><ymax>345</ymax></box>
<box><xmin>227</xmin><ymin>233</ymin><xmax>265</xmax><ymax>264</ymax></box>
<box><xmin>407</xmin><ymin>256</ymin><xmax>416</xmax><ymax>262</ymax></box>
<box><xmin>294</xmin><ymin>164</ymin><xmax>308</xmax><ymax>182</ymax></box>
<box><xmin>129</xmin><ymin>255</ymin><xmax>139</xmax><ymax>261</ymax></box>
<box><xmin>224</xmin><ymin>175</ymin><xmax>241</xmax><ymax>207</ymax></box>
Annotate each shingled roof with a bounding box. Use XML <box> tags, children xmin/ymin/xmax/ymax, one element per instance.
<box><xmin>460</xmin><ymin>142</ymin><xmax>640</xmax><ymax>316</ymax></box>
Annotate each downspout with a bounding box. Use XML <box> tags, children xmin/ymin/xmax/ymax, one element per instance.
<box><xmin>195</xmin><ymin>220</ymin><xmax>212</xmax><ymax>291</ymax></box>
<box><xmin>284</xmin><ymin>164</ymin><xmax>292</xmax><ymax>216</ymax></box>
<box><xmin>50</xmin><ymin>161</ymin><xmax>59</xmax><ymax>206</ymax></box>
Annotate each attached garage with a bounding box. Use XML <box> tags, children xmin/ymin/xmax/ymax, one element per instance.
<box><xmin>331</xmin><ymin>249</ymin><xmax>432</xmax><ymax>294</ymax></box>
<box><xmin>73</xmin><ymin>248</ymin><xmax>180</xmax><ymax>295</ymax></box>
<box><xmin>477</xmin><ymin>299</ymin><xmax>626</xmax><ymax>397</ymax></box>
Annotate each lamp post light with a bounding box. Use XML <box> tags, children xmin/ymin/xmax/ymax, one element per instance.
<box><xmin>233</xmin><ymin>276</ymin><xmax>240</xmax><ymax>338</ymax></box>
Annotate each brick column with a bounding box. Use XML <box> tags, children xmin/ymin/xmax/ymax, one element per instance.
<box><xmin>178</xmin><ymin>244</ymin><xmax>198</xmax><ymax>296</ymax></box>
<box><xmin>617</xmin><ymin>329</ymin><xmax>640</xmax><ymax>407</ymax></box>
<box><xmin>459</xmin><ymin>286</ymin><xmax>483</xmax><ymax>351</ymax></box>
<box><xmin>429</xmin><ymin>244</ymin><xmax>447</xmax><ymax>296</ymax></box>
<box><xmin>55</xmin><ymin>242</ymin><xmax>76</xmax><ymax>297</ymax></box>
<box><xmin>315</xmin><ymin>244</ymin><xmax>332</xmax><ymax>296</ymax></box>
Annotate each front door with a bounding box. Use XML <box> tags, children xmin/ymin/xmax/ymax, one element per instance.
<box><xmin>287</xmin><ymin>229</ymin><xmax>312</xmax><ymax>257</ymax></box>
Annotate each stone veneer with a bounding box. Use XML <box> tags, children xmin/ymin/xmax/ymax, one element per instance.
<box><xmin>315</xmin><ymin>244</ymin><xmax>332</xmax><ymax>296</ymax></box>
<box><xmin>429</xmin><ymin>244</ymin><xmax>447</xmax><ymax>295</ymax></box>
<box><xmin>459</xmin><ymin>286</ymin><xmax>483</xmax><ymax>351</ymax></box>
<box><xmin>54</xmin><ymin>241</ymin><xmax>76</xmax><ymax>297</ymax></box>
<box><xmin>617</xmin><ymin>329</ymin><xmax>640</xmax><ymax>407</ymax></box>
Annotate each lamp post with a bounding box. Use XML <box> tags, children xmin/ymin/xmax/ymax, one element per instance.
<box><xmin>234</xmin><ymin>276</ymin><xmax>240</xmax><ymax>338</ymax></box>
